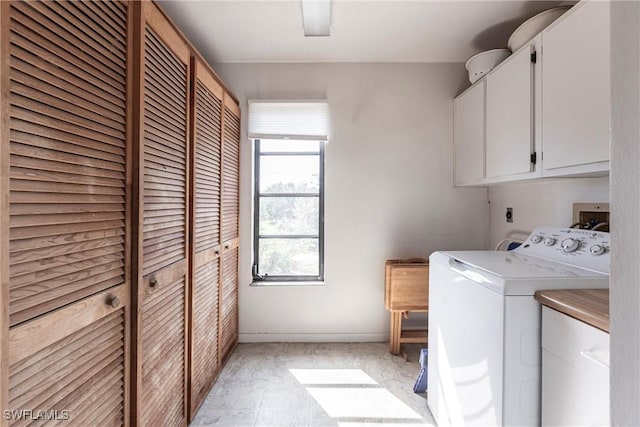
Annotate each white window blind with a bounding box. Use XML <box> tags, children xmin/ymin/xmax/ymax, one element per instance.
<box><xmin>248</xmin><ymin>100</ymin><xmax>329</xmax><ymax>141</ymax></box>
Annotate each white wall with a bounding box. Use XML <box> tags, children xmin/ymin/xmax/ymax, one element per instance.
<box><xmin>488</xmin><ymin>177</ymin><xmax>609</xmax><ymax>248</ymax></box>
<box><xmin>214</xmin><ymin>63</ymin><xmax>489</xmax><ymax>342</ymax></box>
<box><xmin>610</xmin><ymin>1</ymin><xmax>640</xmax><ymax>424</ymax></box>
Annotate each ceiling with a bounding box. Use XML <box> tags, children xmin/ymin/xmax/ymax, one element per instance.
<box><xmin>158</xmin><ymin>0</ymin><xmax>565</xmax><ymax>64</ymax></box>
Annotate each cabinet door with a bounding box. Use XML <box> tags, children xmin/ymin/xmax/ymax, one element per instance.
<box><xmin>219</xmin><ymin>98</ymin><xmax>240</xmax><ymax>363</ymax></box>
<box><xmin>134</xmin><ymin>3</ymin><xmax>190</xmax><ymax>426</ymax></box>
<box><xmin>541</xmin><ymin>306</ymin><xmax>609</xmax><ymax>426</ymax></box>
<box><xmin>454</xmin><ymin>81</ymin><xmax>485</xmax><ymax>185</ymax></box>
<box><xmin>188</xmin><ymin>60</ymin><xmax>223</xmax><ymax>419</ymax></box>
<box><xmin>8</xmin><ymin>286</ymin><xmax>128</xmax><ymax>426</ymax></box>
<box><xmin>486</xmin><ymin>45</ymin><xmax>535</xmax><ymax>178</ymax></box>
<box><xmin>541</xmin><ymin>1</ymin><xmax>610</xmax><ymax>174</ymax></box>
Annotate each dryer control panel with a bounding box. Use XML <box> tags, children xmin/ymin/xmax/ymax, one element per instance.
<box><xmin>515</xmin><ymin>227</ymin><xmax>610</xmax><ymax>274</ymax></box>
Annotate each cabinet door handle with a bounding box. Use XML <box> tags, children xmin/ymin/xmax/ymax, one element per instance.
<box><xmin>580</xmin><ymin>349</ymin><xmax>609</xmax><ymax>369</ymax></box>
<box><xmin>149</xmin><ymin>278</ymin><xmax>158</xmax><ymax>289</ymax></box>
<box><xmin>106</xmin><ymin>295</ymin><xmax>121</xmax><ymax>309</ymax></box>
<box><xmin>224</xmin><ymin>244</ymin><xmax>230</xmax><ymax>250</ymax></box>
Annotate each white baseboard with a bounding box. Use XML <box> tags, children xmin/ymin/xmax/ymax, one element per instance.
<box><xmin>238</xmin><ymin>332</ymin><xmax>387</xmax><ymax>343</ymax></box>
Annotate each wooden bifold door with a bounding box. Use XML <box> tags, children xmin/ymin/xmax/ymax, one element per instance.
<box><xmin>188</xmin><ymin>59</ymin><xmax>223</xmax><ymax>418</ymax></box>
<box><xmin>131</xmin><ymin>2</ymin><xmax>241</xmax><ymax>425</ymax></box>
<box><xmin>0</xmin><ymin>1</ymin><xmax>240</xmax><ymax>425</ymax></box>
<box><xmin>131</xmin><ymin>2</ymin><xmax>190</xmax><ymax>426</ymax></box>
<box><xmin>188</xmin><ymin>57</ymin><xmax>241</xmax><ymax>420</ymax></box>
<box><xmin>219</xmin><ymin>98</ymin><xmax>240</xmax><ymax>364</ymax></box>
<box><xmin>1</xmin><ymin>0</ymin><xmax>132</xmax><ymax>424</ymax></box>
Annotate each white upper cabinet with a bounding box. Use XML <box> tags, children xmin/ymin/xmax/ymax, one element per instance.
<box><xmin>454</xmin><ymin>81</ymin><xmax>485</xmax><ymax>186</ymax></box>
<box><xmin>486</xmin><ymin>41</ymin><xmax>539</xmax><ymax>180</ymax></box>
<box><xmin>452</xmin><ymin>0</ymin><xmax>611</xmax><ymax>187</ymax></box>
<box><xmin>541</xmin><ymin>1</ymin><xmax>610</xmax><ymax>176</ymax></box>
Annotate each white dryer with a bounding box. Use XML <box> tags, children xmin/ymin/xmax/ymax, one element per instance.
<box><xmin>427</xmin><ymin>227</ymin><xmax>610</xmax><ymax>427</ymax></box>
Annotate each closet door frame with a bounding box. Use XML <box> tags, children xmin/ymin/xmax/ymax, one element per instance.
<box><xmin>124</xmin><ymin>1</ymin><xmax>135</xmax><ymax>422</ymax></box>
<box><xmin>131</xmin><ymin>2</ymin><xmax>191</xmax><ymax>425</ymax></box>
<box><xmin>1</xmin><ymin>2</ymin><xmax>10</xmax><ymax>417</ymax></box>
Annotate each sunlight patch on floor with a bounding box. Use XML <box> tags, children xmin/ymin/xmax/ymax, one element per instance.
<box><xmin>289</xmin><ymin>368</ymin><xmax>435</xmax><ymax>426</ymax></box>
<box><xmin>289</xmin><ymin>368</ymin><xmax>378</xmax><ymax>385</ymax></box>
<box><xmin>337</xmin><ymin>423</ymin><xmax>435</xmax><ymax>427</ymax></box>
<box><xmin>306</xmin><ymin>387</ymin><xmax>423</xmax><ymax>419</ymax></box>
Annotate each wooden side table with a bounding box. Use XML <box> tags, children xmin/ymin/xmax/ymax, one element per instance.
<box><xmin>385</xmin><ymin>259</ymin><xmax>429</xmax><ymax>359</ymax></box>
<box><xmin>390</xmin><ymin>310</ymin><xmax>428</xmax><ymax>359</ymax></box>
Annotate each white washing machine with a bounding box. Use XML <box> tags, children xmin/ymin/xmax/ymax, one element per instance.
<box><xmin>427</xmin><ymin>226</ymin><xmax>610</xmax><ymax>427</ymax></box>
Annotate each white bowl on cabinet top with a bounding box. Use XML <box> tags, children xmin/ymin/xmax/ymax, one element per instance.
<box><xmin>465</xmin><ymin>48</ymin><xmax>511</xmax><ymax>84</ymax></box>
<box><xmin>508</xmin><ymin>6</ymin><xmax>572</xmax><ymax>52</ymax></box>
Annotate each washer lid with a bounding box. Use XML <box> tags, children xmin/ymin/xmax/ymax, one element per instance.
<box><xmin>441</xmin><ymin>251</ymin><xmax>608</xmax><ymax>279</ymax></box>
<box><xmin>433</xmin><ymin>251</ymin><xmax>609</xmax><ymax>295</ymax></box>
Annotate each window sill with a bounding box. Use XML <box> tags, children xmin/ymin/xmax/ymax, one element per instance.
<box><xmin>250</xmin><ymin>281</ymin><xmax>325</xmax><ymax>287</ymax></box>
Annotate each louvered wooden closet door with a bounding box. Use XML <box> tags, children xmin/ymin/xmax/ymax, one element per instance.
<box><xmin>134</xmin><ymin>3</ymin><xmax>190</xmax><ymax>426</ymax></box>
<box><xmin>219</xmin><ymin>99</ymin><xmax>240</xmax><ymax>362</ymax></box>
<box><xmin>188</xmin><ymin>60</ymin><xmax>223</xmax><ymax>419</ymax></box>
<box><xmin>7</xmin><ymin>0</ymin><xmax>129</xmax><ymax>325</ymax></box>
<box><xmin>3</xmin><ymin>0</ymin><xmax>130</xmax><ymax>424</ymax></box>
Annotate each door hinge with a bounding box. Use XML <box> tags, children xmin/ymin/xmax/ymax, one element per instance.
<box><xmin>531</xmin><ymin>51</ymin><xmax>537</xmax><ymax>64</ymax></box>
<box><xmin>530</xmin><ymin>152</ymin><xmax>537</xmax><ymax>165</ymax></box>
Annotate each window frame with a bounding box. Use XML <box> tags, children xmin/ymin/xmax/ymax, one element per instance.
<box><xmin>252</xmin><ymin>138</ymin><xmax>325</xmax><ymax>283</ymax></box>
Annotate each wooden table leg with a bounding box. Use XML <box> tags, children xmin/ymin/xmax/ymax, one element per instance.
<box><xmin>389</xmin><ymin>312</ymin><xmax>396</xmax><ymax>353</ymax></box>
<box><xmin>390</xmin><ymin>311</ymin><xmax>402</xmax><ymax>355</ymax></box>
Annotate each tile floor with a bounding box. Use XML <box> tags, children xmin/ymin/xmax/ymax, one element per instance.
<box><xmin>190</xmin><ymin>342</ymin><xmax>435</xmax><ymax>427</ymax></box>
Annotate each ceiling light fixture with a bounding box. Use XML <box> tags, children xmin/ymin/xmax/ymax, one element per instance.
<box><xmin>301</xmin><ymin>0</ymin><xmax>331</xmax><ymax>37</ymax></box>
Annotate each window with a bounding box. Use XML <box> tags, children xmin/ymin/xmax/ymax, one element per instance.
<box><xmin>253</xmin><ymin>139</ymin><xmax>324</xmax><ymax>281</ymax></box>
<box><xmin>249</xmin><ymin>101</ymin><xmax>328</xmax><ymax>283</ymax></box>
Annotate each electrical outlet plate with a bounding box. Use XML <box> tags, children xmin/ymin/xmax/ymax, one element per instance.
<box><xmin>506</xmin><ymin>207</ymin><xmax>513</xmax><ymax>223</ymax></box>
<box><xmin>572</xmin><ymin>202</ymin><xmax>610</xmax><ymax>231</ymax></box>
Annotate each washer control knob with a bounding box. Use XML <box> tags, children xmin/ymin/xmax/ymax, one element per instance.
<box><xmin>590</xmin><ymin>244</ymin><xmax>606</xmax><ymax>256</ymax></box>
<box><xmin>561</xmin><ymin>238</ymin><xmax>580</xmax><ymax>253</ymax></box>
<box><xmin>530</xmin><ymin>235</ymin><xmax>543</xmax><ymax>244</ymax></box>
<box><xmin>543</xmin><ymin>237</ymin><xmax>556</xmax><ymax>246</ymax></box>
